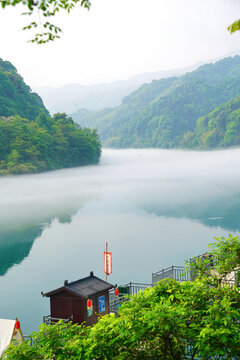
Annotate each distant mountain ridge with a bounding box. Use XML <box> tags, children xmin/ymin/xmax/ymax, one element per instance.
<box><xmin>71</xmin><ymin>56</ymin><xmax>240</xmax><ymax>149</ymax></box>
<box><xmin>35</xmin><ymin>50</ymin><xmax>240</xmax><ymax>115</ymax></box>
<box><xmin>35</xmin><ymin>62</ymin><xmax>206</xmax><ymax>114</ymax></box>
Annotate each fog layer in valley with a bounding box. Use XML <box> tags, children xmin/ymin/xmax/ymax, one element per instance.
<box><xmin>0</xmin><ymin>148</ymin><xmax>240</xmax><ymax>333</ymax></box>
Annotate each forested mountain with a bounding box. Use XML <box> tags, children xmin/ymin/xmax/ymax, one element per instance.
<box><xmin>181</xmin><ymin>96</ymin><xmax>240</xmax><ymax>149</ymax></box>
<box><xmin>72</xmin><ymin>56</ymin><xmax>240</xmax><ymax>149</ymax></box>
<box><xmin>0</xmin><ymin>58</ymin><xmax>48</xmax><ymax>120</ymax></box>
<box><xmin>0</xmin><ymin>59</ymin><xmax>101</xmax><ymax>175</ymax></box>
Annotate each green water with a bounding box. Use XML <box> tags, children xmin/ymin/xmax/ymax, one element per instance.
<box><xmin>0</xmin><ymin>148</ymin><xmax>240</xmax><ymax>334</ymax></box>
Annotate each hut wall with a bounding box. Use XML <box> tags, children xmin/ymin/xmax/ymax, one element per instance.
<box><xmin>85</xmin><ymin>290</ymin><xmax>110</xmax><ymax>326</ymax></box>
<box><xmin>49</xmin><ymin>289</ymin><xmax>111</xmax><ymax>326</ymax></box>
<box><xmin>50</xmin><ymin>291</ymin><xmax>84</xmax><ymax>324</ymax></box>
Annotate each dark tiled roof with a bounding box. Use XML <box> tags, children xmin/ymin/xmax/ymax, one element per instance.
<box><xmin>43</xmin><ymin>272</ymin><xmax>114</xmax><ymax>299</ymax></box>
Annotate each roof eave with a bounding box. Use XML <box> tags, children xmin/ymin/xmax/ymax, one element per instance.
<box><xmin>42</xmin><ymin>286</ymin><xmax>84</xmax><ymax>298</ymax></box>
<box><xmin>42</xmin><ymin>277</ymin><xmax>115</xmax><ymax>298</ymax></box>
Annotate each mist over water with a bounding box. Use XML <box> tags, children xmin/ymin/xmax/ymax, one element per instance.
<box><xmin>0</xmin><ymin>148</ymin><xmax>240</xmax><ymax>334</ymax></box>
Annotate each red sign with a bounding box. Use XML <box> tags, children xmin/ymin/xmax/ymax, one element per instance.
<box><xmin>104</xmin><ymin>251</ymin><xmax>112</xmax><ymax>275</ymax></box>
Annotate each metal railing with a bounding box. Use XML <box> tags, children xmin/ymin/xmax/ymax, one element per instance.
<box><xmin>109</xmin><ymin>282</ymin><xmax>152</xmax><ymax>313</ymax></box>
<box><xmin>43</xmin><ymin>315</ymin><xmax>70</xmax><ymax>325</ymax></box>
<box><xmin>125</xmin><ymin>282</ymin><xmax>152</xmax><ymax>295</ymax></box>
<box><xmin>23</xmin><ymin>335</ymin><xmax>34</xmax><ymax>345</ymax></box>
<box><xmin>109</xmin><ymin>295</ymin><xmax>129</xmax><ymax>314</ymax></box>
<box><xmin>152</xmin><ymin>265</ymin><xmax>191</xmax><ymax>284</ymax></box>
<box><xmin>152</xmin><ymin>264</ymin><xmax>240</xmax><ymax>287</ymax></box>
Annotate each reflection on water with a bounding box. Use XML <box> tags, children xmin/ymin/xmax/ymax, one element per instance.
<box><xmin>0</xmin><ymin>210</ymin><xmax>78</xmax><ymax>276</ymax></box>
<box><xmin>0</xmin><ymin>225</ymin><xmax>42</xmax><ymax>276</ymax></box>
<box><xmin>142</xmin><ymin>193</ymin><xmax>240</xmax><ymax>232</ymax></box>
<box><xmin>0</xmin><ymin>148</ymin><xmax>240</xmax><ymax>334</ymax></box>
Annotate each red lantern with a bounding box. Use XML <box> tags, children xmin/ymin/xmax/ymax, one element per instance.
<box><xmin>87</xmin><ymin>299</ymin><xmax>92</xmax><ymax>308</ymax></box>
<box><xmin>115</xmin><ymin>288</ymin><xmax>119</xmax><ymax>297</ymax></box>
<box><xmin>15</xmin><ymin>321</ymin><xmax>20</xmax><ymax>330</ymax></box>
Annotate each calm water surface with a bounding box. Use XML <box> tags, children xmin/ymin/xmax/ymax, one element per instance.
<box><xmin>0</xmin><ymin>148</ymin><xmax>240</xmax><ymax>334</ymax></box>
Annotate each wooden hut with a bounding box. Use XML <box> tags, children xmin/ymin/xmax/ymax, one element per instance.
<box><xmin>42</xmin><ymin>271</ymin><xmax>114</xmax><ymax>326</ymax></box>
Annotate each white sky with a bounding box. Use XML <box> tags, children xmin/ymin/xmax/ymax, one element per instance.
<box><xmin>0</xmin><ymin>0</ymin><xmax>240</xmax><ymax>88</ymax></box>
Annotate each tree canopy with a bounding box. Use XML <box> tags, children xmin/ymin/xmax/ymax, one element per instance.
<box><xmin>228</xmin><ymin>19</ymin><xmax>240</xmax><ymax>33</ymax></box>
<box><xmin>1</xmin><ymin>0</ymin><xmax>240</xmax><ymax>43</ymax></box>
<box><xmin>0</xmin><ymin>58</ymin><xmax>48</xmax><ymax>119</ymax></box>
<box><xmin>1</xmin><ymin>0</ymin><xmax>91</xmax><ymax>43</ymax></box>
<box><xmin>0</xmin><ymin>113</ymin><xmax>101</xmax><ymax>175</ymax></box>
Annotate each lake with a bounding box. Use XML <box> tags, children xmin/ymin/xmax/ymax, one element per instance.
<box><xmin>0</xmin><ymin>148</ymin><xmax>240</xmax><ymax>334</ymax></box>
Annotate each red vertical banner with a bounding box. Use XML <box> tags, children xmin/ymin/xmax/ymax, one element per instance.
<box><xmin>104</xmin><ymin>251</ymin><xmax>112</xmax><ymax>275</ymax></box>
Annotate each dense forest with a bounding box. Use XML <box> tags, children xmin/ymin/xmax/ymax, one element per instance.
<box><xmin>0</xmin><ymin>59</ymin><xmax>101</xmax><ymax>175</ymax></box>
<box><xmin>180</xmin><ymin>96</ymin><xmax>240</xmax><ymax>149</ymax></box>
<box><xmin>0</xmin><ymin>58</ymin><xmax>48</xmax><ymax>119</ymax></box>
<box><xmin>72</xmin><ymin>56</ymin><xmax>240</xmax><ymax>149</ymax></box>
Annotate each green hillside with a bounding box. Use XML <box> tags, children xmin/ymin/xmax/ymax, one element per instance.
<box><xmin>72</xmin><ymin>56</ymin><xmax>240</xmax><ymax>149</ymax></box>
<box><xmin>0</xmin><ymin>58</ymin><xmax>48</xmax><ymax>119</ymax></box>
<box><xmin>0</xmin><ymin>59</ymin><xmax>101</xmax><ymax>175</ymax></box>
<box><xmin>180</xmin><ymin>96</ymin><xmax>240</xmax><ymax>149</ymax></box>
